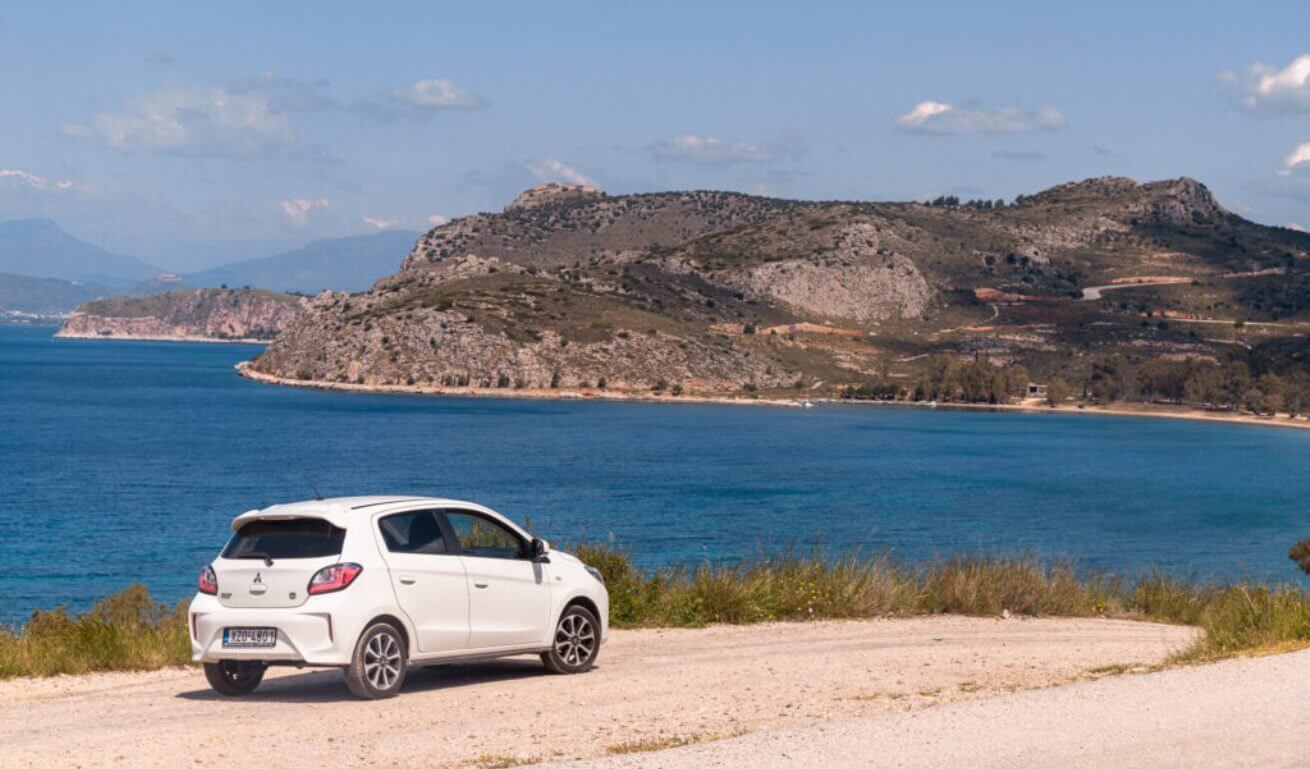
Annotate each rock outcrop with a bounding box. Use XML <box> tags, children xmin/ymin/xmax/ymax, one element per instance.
<box><xmin>57</xmin><ymin>288</ymin><xmax>308</xmax><ymax>341</ymax></box>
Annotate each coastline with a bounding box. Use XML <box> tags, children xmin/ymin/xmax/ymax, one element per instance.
<box><xmin>905</xmin><ymin>399</ymin><xmax>1310</xmax><ymax>432</ymax></box>
<box><xmin>235</xmin><ymin>362</ymin><xmax>1310</xmax><ymax>429</ymax></box>
<box><xmin>234</xmin><ymin>361</ymin><xmax>800</xmax><ymax>407</ymax></box>
<box><xmin>55</xmin><ymin>331</ymin><xmax>273</xmax><ymax>344</ymax></box>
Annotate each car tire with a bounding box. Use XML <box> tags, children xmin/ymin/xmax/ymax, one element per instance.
<box><xmin>203</xmin><ymin>661</ymin><xmax>266</xmax><ymax>696</ymax></box>
<box><xmin>541</xmin><ymin>605</ymin><xmax>600</xmax><ymax>674</ymax></box>
<box><xmin>345</xmin><ymin>621</ymin><xmax>407</xmax><ymax>699</ymax></box>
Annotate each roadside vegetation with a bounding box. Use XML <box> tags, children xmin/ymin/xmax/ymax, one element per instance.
<box><xmin>0</xmin><ymin>585</ymin><xmax>189</xmax><ymax>679</ymax></box>
<box><xmin>577</xmin><ymin>544</ymin><xmax>1310</xmax><ymax>663</ymax></box>
<box><xmin>3</xmin><ymin>545</ymin><xmax>1310</xmax><ymax>679</ymax></box>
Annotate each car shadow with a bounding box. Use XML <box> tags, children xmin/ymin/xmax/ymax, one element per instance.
<box><xmin>176</xmin><ymin>657</ymin><xmax>562</xmax><ymax>703</ymax></box>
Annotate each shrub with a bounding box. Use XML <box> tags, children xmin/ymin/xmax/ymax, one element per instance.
<box><xmin>0</xmin><ymin>585</ymin><xmax>189</xmax><ymax>679</ymax></box>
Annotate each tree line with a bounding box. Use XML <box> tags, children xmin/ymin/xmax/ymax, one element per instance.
<box><xmin>840</xmin><ymin>353</ymin><xmax>1310</xmax><ymax>418</ymax></box>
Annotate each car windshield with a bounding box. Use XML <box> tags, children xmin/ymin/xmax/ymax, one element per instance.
<box><xmin>222</xmin><ymin>518</ymin><xmax>345</xmax><ymax>560</ymax></box>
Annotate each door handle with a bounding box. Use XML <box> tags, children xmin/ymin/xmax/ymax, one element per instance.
<box><xmin>399</xmin><ymin>575</ymin><xmax>416</xmax><ymax>585</ymax></box>
<box><xmin>473</xmin><ymin>581</ymin><xmax>489</xmax><ymax>589</ymax></box>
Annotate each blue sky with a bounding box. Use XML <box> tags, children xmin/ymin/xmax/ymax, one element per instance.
<box><xmin>1</xmin><ymin>1</ymin><xmax>1309</xmax><ymax>270</ymax></box>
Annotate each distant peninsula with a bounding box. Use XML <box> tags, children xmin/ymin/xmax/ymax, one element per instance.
<box><xmin>57</xmin><ymin>288</ymin><xmax>308</xmax><ymax>342</ymax></box>
<box><xmin>242</xmin><ymin>177</ymin><xmax>1310</xmax><ymax>421</ymax></box>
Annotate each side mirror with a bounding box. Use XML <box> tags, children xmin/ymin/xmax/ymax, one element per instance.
<box><xmin>530</xmin><ymin>538</ymin><xmax>551</xmax><ymax>562</ymax></box>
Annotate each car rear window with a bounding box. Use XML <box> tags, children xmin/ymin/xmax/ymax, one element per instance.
<box><xmin>222</xmin><ymin>518</ymin><xmax>345</xmax><ymax>559</ymax></box>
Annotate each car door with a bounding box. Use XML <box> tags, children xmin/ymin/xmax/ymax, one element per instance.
<box><xmin>441</xmin><ymin>509</ymin><xmax>551</xmax><ymax>650</ymax></box>
<box><xmin>375</xmin><ymin>509</ymin><xmax>469</xmax><ymax>654</ymax></box>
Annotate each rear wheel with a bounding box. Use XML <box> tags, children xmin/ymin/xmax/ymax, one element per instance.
<box><xmin>345</xmin><ymin>621</ymin><xmax>407</xmax><ymax>699</ymax></box>
<box><xmin>203</xmin><ymin>661</ymin><xmax>266</xmax><ymax>696</ymax></box>
<box><xmin>541</xmin><ymin>605</ymin><xmax>600</xmax><ymax>674</ymax></box>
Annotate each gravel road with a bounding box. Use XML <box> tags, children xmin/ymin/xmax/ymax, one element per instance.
<box><xmin>0</xmin><ymin>617</ymin><xmax>1193</xmax><ymax>769</ymax></box>
<box><xmin>562</xmin><ymin>647</ymin><xmax>1310</xmax><ymax>769</ymax></box>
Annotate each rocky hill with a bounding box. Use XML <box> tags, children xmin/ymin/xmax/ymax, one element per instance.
<box><xmin>58</xmin><ymin>288</ymin><xmax>308</xmax><ymax>342</ymax></box>
<box><xmin>248</xmin><ymin>178</ymin><xmax>1310</xmax><ymax>399</ymax></box>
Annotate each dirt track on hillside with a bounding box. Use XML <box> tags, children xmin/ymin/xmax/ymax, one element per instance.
<box><xmin>0</xmin><ymin>616</ymin><xmax>1193</xmax><ymax>769</ymax></box>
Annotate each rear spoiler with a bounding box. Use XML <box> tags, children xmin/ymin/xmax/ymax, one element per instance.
<box><xmin>230</xmin><ymin>506</ymin><xmax>351</xmax><ymax>531</ymax></box>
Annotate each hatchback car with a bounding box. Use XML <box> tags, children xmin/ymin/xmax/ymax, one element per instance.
<box><xmin>189</xmin><ymin>496</ymin><xmax>608</xmax><ymax>699</ymax></box>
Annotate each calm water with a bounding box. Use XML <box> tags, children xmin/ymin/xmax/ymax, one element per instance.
<box><xmin>2</xmin><ymin>324</ymin><xmax>1309</xmax><ymax>621</ymax></box>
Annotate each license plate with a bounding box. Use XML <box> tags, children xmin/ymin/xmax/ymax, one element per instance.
<box><xmin>223</xmin><ymin>627</ymin><xmax>277</xmax><ymax>648</ymax></box>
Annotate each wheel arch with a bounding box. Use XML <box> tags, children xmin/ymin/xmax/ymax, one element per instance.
<box><xmin>364</xmin><ymin>613</ymin><xmax>413</xmax><ymax>658</ymax></box>
<box><xmin>560</xmin><ymin>596</ymin><xmax>602</xmax><ymax>642</ymax></box>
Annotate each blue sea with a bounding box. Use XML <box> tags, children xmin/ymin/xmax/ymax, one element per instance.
<box><xmin>2</xmin><ymin>324</ymin><xmax>1309</xmax><ymax>622</ymax></box>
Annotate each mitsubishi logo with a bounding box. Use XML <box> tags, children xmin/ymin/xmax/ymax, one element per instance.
<box><xmin>253</xmin><ymin>572</ymin><xmax>263</xmax><ymax>584</ymax></box>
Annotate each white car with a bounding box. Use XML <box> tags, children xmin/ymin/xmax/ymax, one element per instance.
<box><xmin>188</xmin><ymin>496</ymin><xmax>609</xmax><ymax>699</ymax></box>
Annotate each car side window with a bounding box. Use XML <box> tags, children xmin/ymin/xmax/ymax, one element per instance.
<box><xmin>444</xmin><ymin>511</ymin><xmax>524</xmax><ymax>559</ymax></box>
<box><xmin>378</xmin><ymin>510</ymin><xmax>447</xmax><ymax>555</ymax></box>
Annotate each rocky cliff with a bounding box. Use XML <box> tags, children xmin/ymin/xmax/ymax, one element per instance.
<box><xmin>249</xmin><ymin>177</ymin><xmax>1310</xmax><ymax>397</ymax></box>
<box><xmin>58</xmin><ymin>288</ymin><xmax>308</xmax><ymax>342</ymax></box>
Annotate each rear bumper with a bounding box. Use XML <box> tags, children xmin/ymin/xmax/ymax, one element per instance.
<box><xmin>188</xmin><ymin>594</ymin><xmax>353</xmax><ymax>666</ymax></box>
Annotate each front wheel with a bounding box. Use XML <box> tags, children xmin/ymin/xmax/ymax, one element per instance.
<box><xmin>203</xmin><ymin>661</ymin><xmax>266</xmax><ymax>696</ymax></box>
<box><xmin>541</xmin><ymin>605</ymin><xmax>600</xmax><ymax>674</ymax></box>
<box><xmin>345</xmin><ymin>621</ymin><xmax>407</xmax><ymax>699</ymax></box>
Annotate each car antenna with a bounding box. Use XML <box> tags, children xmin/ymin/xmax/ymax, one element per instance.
<box><xmin>301</xmin><ymin>471</ymin><xmax>324</xmax><ymax>501</ymax></box>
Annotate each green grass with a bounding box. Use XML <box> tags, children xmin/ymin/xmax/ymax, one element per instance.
<box><xmin>4</xmin><ymin>546</ymin><xmax>1310</xmax><ymax>679</ymax></box>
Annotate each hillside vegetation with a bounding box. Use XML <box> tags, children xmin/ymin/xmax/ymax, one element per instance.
<box><xmin>252</xmin><ymin>178</ymin><xmax>1310</xmax><ymax>412</ymax></box>
<box><xmin>58</xmin><ymin>288</ymin><xmax>307</xmax><ymax>341</ymax></box>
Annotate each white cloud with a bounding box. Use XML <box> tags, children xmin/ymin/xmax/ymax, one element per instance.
<box><xmin>895</xmin><ymin>100</ymin><xmax>1067</xmax><ymax>134</ymax></box>
<box><xmin>1218</xmin><ymin>55</ymin><xmax>1310</xmax><ymax>114</ymax></box>
<box><xmin>655</xmin><ymin>134</ymin><xmax>770</xmax><ymax>164</ymax></box>
<box><xmin>63</xmin><ymin>81</ymin><xmax>302</xmax><ymax>159</ymax></box>
<box><xmin>278</xmin><ymin>197</ymin><xmax>331</xmax><ymax>227</ymax></box>
<box><xmin>0</xmin><ymin>168</ymin><xmax>76</xmax><ymax>191</ymax></box>
<box><xmin>651</xmin><ymin>131</ymin><xmax>808</xmax><ymax>165</ymax></box>
<box><xmin>393</xmin><ymin>79</ymin><xmax>485</xmax><ymax>109</ymax></box>
<box><xmin>1283</xmin><ymin>142</ymin><xmax>1310</xmax><ymax>173</ymax></box>
<box><xmin>527</xmin><ymin>157</ymin><xmax>599</xmax><ymax>187</ymax></box>
<box><xmin>362</xmin><ymin>215</ymin><xmax>402</xmax><ymax>229</ymax></box>
<box><xmin>353</xmin><ymin>78</ymin><xmax>487</xmax><ymax>121</ymax></box>
<box><xmin>1286</xmin><ymin>222</ymin><xmax>1308</xmax><ymax>232</ymax></box>
<box><xmin>362</xmin><ymin>214</ymin><xmax>448</xmax><ymax>230</ymax></box>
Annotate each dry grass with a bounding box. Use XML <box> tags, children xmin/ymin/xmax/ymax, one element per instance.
<box><xmin>577</xmin><ymin>544</ymin><xmax>1310</xmax><ymax>663</ymax></box>
<box><xmin>605</xmin><ymin>731</ymin><xmax>745</xmax><ymax>755</ymax></box>
<box><xmin>3</xmin><ymin>546</ymin><xmax>1310</xmax><ymax>679</ymax></box>
<box><xmin>0</xmin><ymin>585</ymin><xmax>189</xmax><ymax>679</ymax></box>
<box><xmin>469</xmin><ymin>753</ymin><xmax>541</xmax><ymax>769</ymax></box>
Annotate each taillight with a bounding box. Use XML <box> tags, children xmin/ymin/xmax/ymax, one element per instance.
<box><xmin>198</xmin><ymin>565</ymin><xmax>218</xmax><ymax>595</ymax></box>
<box><xmin>308</xmin><ymin>563</ymin><xmax>363</xmax><ymax>595</ymax></box>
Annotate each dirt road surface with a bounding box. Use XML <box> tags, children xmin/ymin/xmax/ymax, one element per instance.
<box><xmin>561</xmin><ymin>647</ymin><xmax>1310</xmax><ymax>769</ymax></box>
<box><xmin>0</xmin><ymin>617</ymin><xmax>1193</xmax><ymax>769</ymax></box>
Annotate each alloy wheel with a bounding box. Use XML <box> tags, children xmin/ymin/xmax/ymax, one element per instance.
<box><xmin>364</xmin><ymin>630</ymin><xmax>403</xmax><ymax>690</ymax></box>
<box><xmin>554</xmin><ymin>613</ymin><xmax>596</xmax><ymax>667</ymax></box>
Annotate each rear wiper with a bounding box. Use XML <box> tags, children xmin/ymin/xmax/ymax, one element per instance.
<box><xmin>233</xmin><ymin>552</ymin><xmax>275</xmax><ymax>567</ymax></box>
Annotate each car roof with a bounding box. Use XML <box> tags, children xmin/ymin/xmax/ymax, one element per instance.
<box><xmin>229</xmin><ymin>495</ymin><xmax>500</xmax><ymax>531</ymax></box>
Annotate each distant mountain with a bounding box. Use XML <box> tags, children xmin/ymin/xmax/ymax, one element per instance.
<box><xmin>0</xmin><ymin>273</ymin><xmax>114</xmax><ymax>315</ymax></box>
<box><xmin>187</xmin><ymin>230</ymin><xmax>419</xmax><ymax>294</ymax></box>
<box><xmin>0</xmin><ymin>219</ymin><xmax>161</xmax><ymax>285</ymax></box>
